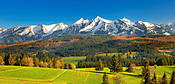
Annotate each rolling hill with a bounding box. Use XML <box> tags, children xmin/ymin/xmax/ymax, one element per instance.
<box><xmin>0</xmin><ymin>34</ymin><xmax>175</xmax><ymax>58</ymax></box>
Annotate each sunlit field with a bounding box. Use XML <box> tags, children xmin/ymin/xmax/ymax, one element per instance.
<box><xmin>0</xmin><ymin>65</ymin><xmax>174</xmax><ymax>84</ymax></box>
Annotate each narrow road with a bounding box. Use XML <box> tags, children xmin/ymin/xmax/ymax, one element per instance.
<box><xmin>49</xmin><ymin>70</ymin><xmax>67</xmax><ymax>82</ymax></box>
<box><xmin>84</xmin><ymin>72</ymin><xmax>89</xmax><ymax>83</ymax></box>
<box><xmin>0</xmin><ymin>67</ymin><xmax>25</xmax><ymax>73</ymax></box>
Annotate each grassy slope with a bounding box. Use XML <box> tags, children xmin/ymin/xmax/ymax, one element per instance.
<box><xmin>62</xmin><ymin>56</ymin><xmax>86</xmax><ymax>64</ymax></box>
<box><xmin>0</xmin><ymin>67</ymin><xmax>65</xmax><ymax>81</ymax></box>
<box><xmin>0</xmin><ymin>65</ymin><xmax>22</xmax><ymax>71</ymax></box>
<box><xmin>0</xmin><ymin>65</ymin><xmax>174</xmax><ymax>84</ymax></box>
<box><xmin>118</xmin><ymin>66</ymin><xmax>175</xmax><ymax>84</ymax></box>
<box><xmin>0</xmin><ymin>66</ymin><xmax>105</xmax><ymax>84</ymax></box>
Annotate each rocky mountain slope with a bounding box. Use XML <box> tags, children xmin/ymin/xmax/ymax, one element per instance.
<box><xmin>0</xmin><ymin>16</ymin><xmax>175</xmax><ymax>44</ymax></box>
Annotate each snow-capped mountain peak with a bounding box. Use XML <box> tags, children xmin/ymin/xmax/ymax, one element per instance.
<box><xmin>42</xmin><ymin>23</ymin><xmax>68</xmax><ymax>34</ymax></box>
<box><xmin>94</xmin><ymin>16</ymin><xmax>102</xmax><ymax>22</ymax></box>
<box><xmin>94</xmin><ymin>16</ymin><xmax>112</xmax><ymax>23</ymax></box>
<box><xmin>0</xmin><ymin>28</ymin><xmax>3</xmax><ymax>31</ymax></box>
<box><xmin>73</xmin><ymin>18</ymin><xmax>89</xmax><ymax>25</ymax></box>
<box><xmin>57</xmin><ymin>23</ymin><xmax>68</xmax><ymax>29</ymax></box>
<box><xmin>17</xmin><ymin>23</ymin><xmax>68</xmax><ymax>36</ymax></box>
<box><xmin>167</xmin><ymin>22</ymin><xmax>174</xmax><ymax>26</ymax></box>
<box><xmin>1</xmin><ymin>16</ymin><xmax>175</xmax><ymax>44</ymax></box>
<box><xmin>137</xmin><ymin>21</ymin><xmax>154</xmax><ymax>27</ymax></box>
<box><xmin>18</xmin><ymin>25</ymin><xmax>42</xmax><ymax>36</ymax></box>
<box><xmin>121</xmin><ymin>17</ymin><xmax>131</xmax><ymax>22</ymax></box>
<box><xmin>0</xmin><ymin>28</ymin><xmax>5</xmax><ymax>33</ymax></box>
<box><xmin>79</xmin><ymin>16</ymin><xmax>112</xmax><ymax>33</ymax></box>
<box><xmin>120</xmin><ymin>17</ymin><xmax>135</xmax><ymax>25</ymax></box>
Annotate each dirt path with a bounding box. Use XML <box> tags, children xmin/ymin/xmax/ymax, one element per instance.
<box><xmin>0</xmin><ymin>77</ymin><xmax>51</xmax><ymax>83</ymax></box>
<box><xmin>49</xmin><ymin>70</ymin><xmax>67</xmax><ymax>82</ymax></box>
<box><xmin>0</xmin><ymin>67</ymin><xmax>25</xmax><ymax>73</ymax></box>
<box><xmin>84</xmin><ymin>72</ymin><xmax>89</xmax><ymax>83</ymax></box>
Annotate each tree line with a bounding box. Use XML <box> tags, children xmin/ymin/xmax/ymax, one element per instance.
<box><xmin>77</xmin><ymin>53</ymin><xmax>175</xmax><ymax>68</ymax></box>
<box><xmin>0</xmin><ymin>52</ymin><xmax>76</xmax><ymax>69</ymax></box>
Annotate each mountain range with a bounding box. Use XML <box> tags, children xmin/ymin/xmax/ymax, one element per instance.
<box><xmin>0</xmin><ymin>16</ymin><xmax>175</xmax><ymax>44</ymax></box>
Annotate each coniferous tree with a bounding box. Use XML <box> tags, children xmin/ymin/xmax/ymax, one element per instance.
<box><xmin>55</xmin><ymin>60</ymin><xmax>63</xmax><ymax>69</ymax></box>
<box><xmin>77</xmin><ymin>61</ymin><xmax>86</xmax><ymax>68</ymax></box>
<box><xmin>48</xmin><ymin>60</ymin><xmax>53</xmax><ymax>68</ymax></box>
<box><xmin>43</xmin><ymin>56</ymin><xmax>50</xmax><ymax>62</ymax></box>
<box><xmin>16</xmin><ymin>54</ymin><xmax>21</xmax><ymax>66</ymax></box>
<box><xmin>142</xmin><ymin>60</ymin><xmax>151</xmax><ymax>84</ymax></box>
<box><xmin>170</xmin><ymin>71</ymin><xmax>175</xmax><ymax>84</ymax></box>
<box><xmin>102</xmin><ymin>72</ymin><xmax>109</xmax><ymax>84</ymax></box>
<box><xmin>0</xmin><ymin>56</ymin><xmax>4</xmax><ymax>65</ymax></box>
<box><xmin>8</xmin><ymin>53</ymin><xmax>16</xmax><ymax>65</ymax></box>
<box><xmin>21</xmin><ymin>56</ymin><xmax>34</xmax><ymax>67</ymax></box>
<box><xmin>126</xmin><ymin>63</ymin><xmax>134</xmax><ymax>72</ymax></box>
<box><xmin>4</xmin><ymin>53</ymin><xmax>9</xmax><ymax>65</ymax></box>
<box><xmin>43</xmin><ymin>62</ymin><xmax>48</xmax><ymax>67</ymax></box>
<box><xmin>0</xmin><ymin>52</ymin><xmax>5</xmax><ymax>58</ymax></box>
<box><xmin>161</xmin><ymin>73</ymin><xmax>168</xmax><ymax>84</ymax></box>
<box><xmin>109</xmin><ymin>55</ymin><xmax>123</xmax><ymax>72</ymax></box>
<box><xmin>96</xmin><ymin>59</ymin><xmax>104</xmax><ymax>71</ymax></box>
<box><xmin>68</xmin><ymin>63</ymin><xmax>76</xmax><ymax>70</ymax></box>
<box><xmin>158</xmin><ymin>57</ymin><xmax>168</xmax><ymax>65</ymax></box>
<box><xmin>33</xmin><ymin>57</ymin><xmax>39</xmax><ymax>67</ymax></box>
<box><xmin>64</xmin><ymin>63</ymin><xmax>69</xmax><ymax>69</ymax></box>
<box><xmin>152</xmin><ymin>72</ymin><xmax>157</xmax><ymax>84</ymax></box>
<box><xmin>142</xmin><ymin>60</ymin><xmax>149</xmax><ymax>76</ymax></box>
<box><xmin>143</xmin><ymin>69</ymin><xmax>151</xmax><ymax>84</ymax></box>
<box><xmin>39</xmin><ymin>61</ymin><xmax>44</xmax><ymax>67</ymax></box>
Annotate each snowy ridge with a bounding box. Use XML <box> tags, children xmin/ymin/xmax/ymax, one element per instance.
<box><xmin>120</xmin><ymin>17</ymin><xmax>135</xmax><ymax>25</ymax></box>
<box><xmin>73</xmin><ymin>18</ymin><xmax>89</xmax><ymax>25</ymax></box>
<box><xmin>17</xmin><ymin>23</ymin><xmax>68</xmax><ymax>36</ymax></box>
<box><xmin>79</xmin><ymin>16</ymin><xmax>112</xmax><ymax>33</ymax></box>
<box><xmin>94</xmin><ymin>16</ymin><xmax>112</xmax><ymax>23</ymax></box>
<box><xmin>137</xmin><ymin>21</ymin><xmax>154</xmax><ymax>27</ymax></box>
<box><xmin>0</xmin><ymin>28</ymin><xmax>6</xmax><ymax>33</ymax></box>
<box><xmin>0</xmin><ymin>16</ymin><xmax>175</xmax><ymax>44</ymax></box>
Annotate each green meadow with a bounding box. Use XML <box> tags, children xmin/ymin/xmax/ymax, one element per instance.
<box><xmin>0</xmin><ymin>65</ymin><xmax>174</xmax><ymax>84</ymax></box>
<box><xmin>62</xmin><ymin>56</ymin><xmax>86</xmax><ymax>64</ymax></box>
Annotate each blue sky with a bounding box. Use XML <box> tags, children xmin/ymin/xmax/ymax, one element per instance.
<box><xmin>0</xmin><ymin>0</ymin><xmax>175</xmax><ymax>28</ymax></box>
